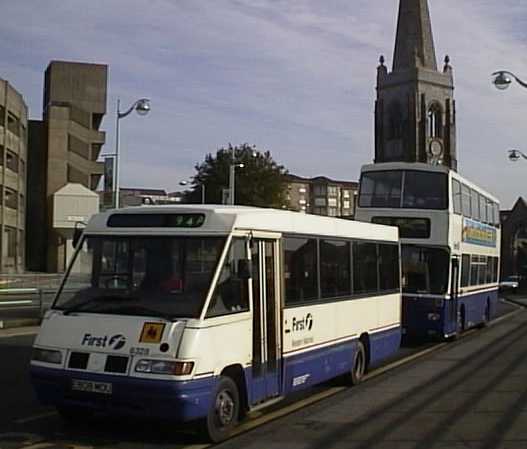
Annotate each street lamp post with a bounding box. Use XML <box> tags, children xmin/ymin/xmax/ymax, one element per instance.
<box><xmin>492</xmin><ymin>72</ymin><xmax>527</xmax><ymax>165</ymax></box>
<box><xmin>492</xmin><ymin>71</ymin><xmax>527</xmax><ymax>91</ymax></box>
<box><xmin>508</xmin><ymin>149</ymin><xmax>527</xmax><ymax>162</ymax></box>
<box><xmin>114</xmin><ymin>98</ymin><xmax>151</xmax><ymax>208</ymax></box>
<box><xmin>179</xmin><ymin>180</ymin><xmax>205</xmax><ymax>204</ymax></box>
<box><xmin>228</xmin><ymin>145</ymin><xmax>244</xmax><ymax>205</ymax></box>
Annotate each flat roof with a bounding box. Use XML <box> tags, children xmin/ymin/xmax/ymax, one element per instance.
<box><xmin>85</xmin><ymin>205</ymin><xmax>398</xmax><ymax>242</ymax></box>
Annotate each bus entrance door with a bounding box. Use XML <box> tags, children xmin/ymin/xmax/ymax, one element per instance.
<box><xmin>449</xmin><ymin>257</ymin><xmax>460</xmax><ymax>335</ymax></box>
<box><xmin>250</xmin><ymin>239</ymin><xmax>282</xmax><ymax>404</ymax></box>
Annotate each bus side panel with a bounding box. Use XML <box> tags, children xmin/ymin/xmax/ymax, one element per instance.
<box><xmin>282</xmin><ymin>303</ymin><xmax>339</xmax><ymax>393</ymax></box>
<box><xmin>178</xmin><ymin>317</ymin><xmax>253</xmax><ymax>379</ymax></box>
<box><xmin>281</xmin><ymin>294</ymin><xmax>401</xmax><ymax>393</ymax></box>
<box><xmin>282</xmin><ymin>340</ymin><xmax>357</xmax><ymax>394</ymax></box>
<box><xmin>404</xmin><ymin>289</ymin><xmax>498</xmax><ymax>339</ymax></box>
<box><xmin>458</xmin><ymin>288</ymin><xmax>498</xmax><ymax>327</ymax></box>
<box><xmin>369</xmin><ymin>327</ymin><xmax>402</xmax><ymax>367</ymax></box>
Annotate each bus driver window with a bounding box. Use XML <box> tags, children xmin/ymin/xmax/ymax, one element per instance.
<box><xmin>207</xmin><ymin>238</ymin><xmax>250</xmax><ymax>317</ymax></box>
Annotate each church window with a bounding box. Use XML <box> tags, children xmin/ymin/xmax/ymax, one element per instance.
<box><xmin>428</xmin><ymin>103</ymin><xmax>442</xmax><ymax>138</ymax></box>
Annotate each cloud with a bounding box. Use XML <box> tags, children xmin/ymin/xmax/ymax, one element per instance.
<box><xmin>0</xmin><ymin>0</ymin><xmax>526</xmax><ymax>206</ymax></box>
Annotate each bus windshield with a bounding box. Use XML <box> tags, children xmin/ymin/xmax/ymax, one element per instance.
<box><xmin>359</xmin><ymin>170</ymin><xmax>447</xmax><ymax>210</ymax></box>
<box><xmin>53</xmin><ymin>236</ymin><xmax>226</xmax><ymax>319</ymax></box>
<box><xmin>402</xmin><ymin>245</ymin><xmax>449</xmax><ymax>295</ymax></box>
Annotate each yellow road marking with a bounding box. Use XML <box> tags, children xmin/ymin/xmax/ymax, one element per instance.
<box><xmin>15</xmin><ymin>411</ymin><xmax>58</xmax><ymax>425</ymax></box>
<box><xmin>20</xmin><ymin>443</ymin><xmax>55</xmax><ymax>449</ymax></box>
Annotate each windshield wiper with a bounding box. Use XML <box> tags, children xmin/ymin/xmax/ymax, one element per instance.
<box><xmin>62</xmin><ymin>295</ymin><xmax>139</xmax><ymax>315</ymax></box>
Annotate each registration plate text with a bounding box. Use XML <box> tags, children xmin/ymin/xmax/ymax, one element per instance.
<box><xmin>72</xmin><ymin>379</ymin><xmax>112</xmax><ymax>395</ymax></box>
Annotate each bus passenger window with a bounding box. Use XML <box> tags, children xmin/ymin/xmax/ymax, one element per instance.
<box><xmin>461</xmin><ymin>185</ymin><xmax>471</xmax><ymax>217</ymax></box>
<box><xmin>379</xmin><ymin>244</ymin><xmax>400</xmax><ymax>291</ymax></box>
<box><xmin>284</xmin><ymin>237</ymin><xmax>318</xmax><ymax>305</ymax></box>
<box><xmin>320</xmin><ymin>239</ymin><xmax>351</xmax><ymax>298</ymax></box>
<box><xmin>353</xmin><ymin>242</ymin><xmax>378</xmax><ymax>294</ymax></box>
<box><xmin>452</xmin><ymin>179</ymin><xmax>462</xmax><ymax>215</ymax></box>
<box><xmin>461</xmin><ymin>254</ymin><xmax>470</xmax><ymax>287</ymax></box>
<box><xmin>207</xmin><ymin>238</ymin><xmax>249</xmax><ymax>317</ymax></box>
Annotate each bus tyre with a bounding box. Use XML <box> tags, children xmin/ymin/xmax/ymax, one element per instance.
<box><xmin>203</xmin><ymin>376</ymin><xmax>240</xmax><ymax>443</ymax></box>
<box><xmin>478</xmin><ymin>302</ymin><xmax>491</xmax><ymax>329</ymax></box>
<box><xmin>351</xmin><ymin>341</ymin><xmax>366</xmax><ymax>385</ymax></box>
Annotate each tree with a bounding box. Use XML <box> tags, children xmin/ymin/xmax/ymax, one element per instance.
<box><xmin>184</xmin><ymin>143</ymin><xmax>289</xmax><ymax>208</ymax></box>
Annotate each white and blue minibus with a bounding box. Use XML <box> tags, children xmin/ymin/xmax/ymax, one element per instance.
<box><xmin>30</xmin><ymin>205</ymin><xmax>401</xmax><ymax>441</ymax></box>
<box><xmin>356</xmin><ymin>163</ymin><xmax>501</xmax><ymax>339</ymax></box>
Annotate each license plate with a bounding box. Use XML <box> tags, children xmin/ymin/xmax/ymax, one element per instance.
<box><xmin>72</xmin><ymin>379</ymin><xmax>112</xmax><ymax>395</ymax></box>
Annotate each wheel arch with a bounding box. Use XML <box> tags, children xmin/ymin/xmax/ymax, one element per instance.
<box><xmin>359</xmin><ymin>332</ymin><xmax>371</xmax><ymax>369</ymax></box>
<box><xmin>220</xmin><ymin>364</ymin><xmax>248</xmax><ymax>414</ymax></box>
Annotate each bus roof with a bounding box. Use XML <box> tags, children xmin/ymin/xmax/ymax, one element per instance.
<box><xmin>85</xmin><ymin>205</ymin><xmax>399</xmax><ymax>242</ymax></box>
<box><xmin>360</xmin><ymin>162</ymin><xmax>499</xmax><ymax>204</ymax></box>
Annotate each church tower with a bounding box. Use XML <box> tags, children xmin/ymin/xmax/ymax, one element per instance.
<box><xmin>375</xmin><ymin>0</ymin><xmax>457</xmax><ymax>170</ymax></box>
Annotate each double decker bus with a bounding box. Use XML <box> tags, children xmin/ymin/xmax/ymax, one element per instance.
<box><xmin>356</xmin><ymin>163</ymin><xmax>500</xmax><ymax>339</ymax></box>
<box><xmin>30</xmin><ymin>205</ymin><xmax>401</xmax><ymax>441</ymax></box>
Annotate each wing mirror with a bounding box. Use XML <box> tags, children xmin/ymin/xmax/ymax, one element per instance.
<box><xmin>73</xmin><ymin>222</ymin><xmax>86</xmax><ymax>248</ymax></box>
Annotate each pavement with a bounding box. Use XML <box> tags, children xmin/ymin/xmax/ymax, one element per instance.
<box><xmin>0</xmin><ymin>298</ymin><xmax>524</xmax><ymax>448</ymax></box>
<box><xmin>502</xmin><ymin>293</ymin><xmax>527</xmax><ymax>308</ymax></box>
<box><xmin>217</xmin><ymin>306</ymin><xmax>527</xmax><ymax>449</ymax></box>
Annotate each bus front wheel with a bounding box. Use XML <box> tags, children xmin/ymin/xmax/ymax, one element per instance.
<box><xmin>351</xmin><ymin>341</ymin><xmax>366</xmax><ymax>385</ymax></box>
<box><xmin>203</xmin><ymin>376</ymin><xmax>240</xmax><ymax>443</ymax></box>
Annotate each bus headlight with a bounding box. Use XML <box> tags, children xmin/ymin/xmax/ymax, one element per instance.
<box><xmin>32</xmin><ymin>348</ymin><xmax>63</xmax><ymax>364</ymax></box>
<box><xmin>427</xmin><ymin>313</ymin><xmax>441</xmax><ymax>321</ymax></box>
<box><xmin>135</xmin><ymin>359</ymin><xmax>194</xmax><ymax>375</ymax></box>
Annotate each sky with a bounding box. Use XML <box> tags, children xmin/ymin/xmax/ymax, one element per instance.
<box><xmin>1</xmin><ymin>0</ymin><xmax>527</xmax><ymax>208</ymax></box>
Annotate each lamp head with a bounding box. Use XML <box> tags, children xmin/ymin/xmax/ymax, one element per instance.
<box><xmin>179</xmin><ymin>181</ymin><xmax>189</xmax><ymax>186</ymax></box>
<box><xmin>135</xmin><ymin>98</ymin><xmax>151</xmax><ymax>116</ymax></box>
<box><xmin>509</xmin><ymin>150</ymin><xmax>521</xmax><ymax>162</ymax></box>
<box><xmin>493</xmin><ymin>71</ymin><xmax>512</xmax><ymax>91</ymax></box>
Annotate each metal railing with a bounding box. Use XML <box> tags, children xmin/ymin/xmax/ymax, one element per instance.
<box><xmin>0</xmin><ymin>273</ymin><xmax>63</xmax><ymax>290</ymax></box>
<box><xmin>0</xmin><ymin>287</ymin><xmax>60</xmax><ymax>321</ymax></box>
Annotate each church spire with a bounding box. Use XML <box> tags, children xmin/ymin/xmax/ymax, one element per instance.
<box><xmin>374</xmin><ymin>0</ymin><xmax>457</xmax><ymax>170</ymax></box>
<box><xmin>393</xmin><ymin>0</ymin><xmax>437</xmax><ymax>71</ymax></box>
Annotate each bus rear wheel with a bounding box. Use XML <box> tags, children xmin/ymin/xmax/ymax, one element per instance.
<box><xmin>351</xmin><ymin>341</ymin><xmax>366</xmax><ymax>385</ymax></box>
<box><xmin>202</xmin><ymin>376</ymin><xmax>240</xmax><ymax>443</ymax></box>
<box><xmin>478</xmin><ymin>301</ymin><xmax>491</xmax><ymax>328</ymax></box>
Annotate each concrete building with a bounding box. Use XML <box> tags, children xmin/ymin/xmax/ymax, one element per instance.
<box><xmin>501</xmin><ymin>198</ymin><xmax>527</xmax><ymax>289</ymax></box>
<box><xmin>27</xmin><ymin>61</ymin><xmax>107</xmax><ymax>272</ymax></box>
<box><xmin>286</xmin><ymin>175</ymin><xmax>358</xmax><ymax>218</ymax></box>
<box><xmin>374</xmin><ymin>0</ymin><xmax>457</xmax><ymax>170</ymax></box>
<box><xmin>0</xmin><ymin>78</ymin><xmax>28</xmax><ymax>273</ymax></box>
